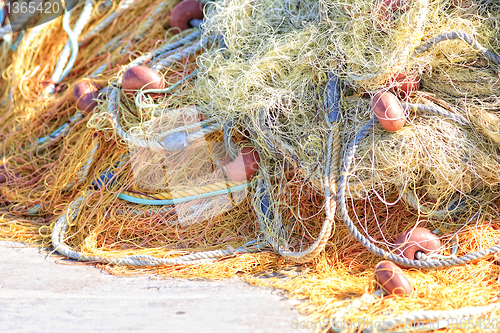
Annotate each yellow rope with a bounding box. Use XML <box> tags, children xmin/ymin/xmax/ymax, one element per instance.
<box><xmin>122</xmin><ymin>180</ymin><xmax>249</xmax><ymax>200</ymax></box>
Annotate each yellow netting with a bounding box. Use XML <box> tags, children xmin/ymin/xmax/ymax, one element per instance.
<box><xmin>1</xmin><ymin>0</ymin><xmax>500</xmax><ymax>332</ymax></box>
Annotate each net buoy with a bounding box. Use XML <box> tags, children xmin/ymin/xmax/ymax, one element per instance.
<box><xmin>225</xmin><ymin>147</ymin><xmax>260</xmax><ymax>182</ymax></box>
<box><xmin>377</xmin><ymin>0</ymin><xmax>408</xmax><ymax>22</ymax></box>
<box><xmin>73</xmin><ymin>81</ymin><xmax>102</xmax><ymax>114</ymax></box>
<box><xmin>122</xmin><ymin>66</ymin><xmax>165</xmax><ymax>98</ymax></box>
<box><xmin>0</xmin><ymin>165</ymin><xmax>6</xmax><ymax>184</ymax></box>
<box><xmin>391</xmin><ymin>73</ymin><xmax>420</xmax><ymax>97</ymax></box>
<box><xmin>395</xmin><ymin>227</ymin><xmax>442</xmax><ymax>260</ymax></box>
<box><xmin>374</xmin><ymin>260</ymin><xmax>413</xmax><ymax>296</ymax></box>
<box><xmin>170</xmin><ymin>0</ymin><xmax>204</xmax><ymax>33</ymax></box>
<box><xmin>372</xmin><ymin>91</ymin><xmax>405</xmax><ymax>132</ymax></box>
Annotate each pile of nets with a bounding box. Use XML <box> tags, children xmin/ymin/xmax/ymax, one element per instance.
<box><xmin>1</xmin><ymin>0</ymin><xmax>500</xmax><ymax>331</ymax></box>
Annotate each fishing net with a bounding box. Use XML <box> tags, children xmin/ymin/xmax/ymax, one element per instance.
<box><xmin>1</xmin><ymin>0</ymin><xmax>500</xmax><ymax>332</ymax></box>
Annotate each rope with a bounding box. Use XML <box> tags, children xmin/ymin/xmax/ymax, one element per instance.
<box><xmin>337</xmin><ymin>118</ymin><xmax>500</xmax><ymax>268</ymax></box>
<box><xmin>108</xmin><ymin>88</ymin><xmax>221</xmax><ymax>151</ymax></box>
<box><xmin>44</xmin><ymin>0</ymin><xmax>95</xmax><ymax>96</ymax></box>
<box><xmin>325</xmin><ymin>71</ymin><xmax>342</xmax><ymax>125</ymax></box>
<box><xmin>80</xmin><ymin>0</ymin><xmax>137</xmax><ymax>42</ymax></box>
<box><xmin>122</xmin><ymin>180</ymin><xmax>248</xmax><ymax>199</ymax></box>
<box><xmin>118</xmin><ymin>181</ymin><xmax>252</xmax><ymax>205</ymax></box>
<box><xmin>91</xmin><ymin>30</ymin><xmax>201</xmax><ymax>78</ymax></box>
<box><xmin>134</xmin><ymin>70</ymin><xmax>198</xmax><ymax>109</ymax></box>
<box><xmin>90</xmin><ymin>0</ymin><xmax>198</xmax><ymax>79</ymax></box>
<box><xmin>254</xmin><ymin>74</ymin><xmax>342</xmax><ymax>263</ymax></box>
<box><xmin>36</xmin><ymin>112</ymin><xmax>85</xmax><ymax>146</ymax></box>
<box><xmin>141</xmin><ymin>0</ymin><xmax>173</xmax><ymax>32</ymax></box>
<box><xmin>51</xmin><ymin>192</ymin><xmax>259</xmax><ymax>265</ymax></box>
<box><xmin>151</xmin><ymin>36</ymin><xmax>214</xmax><ymax>71</ymax></box>
<box><xmin>223</xmin><ymin>119</ymin><xmax>239</xmax><ymax>161</ymax></box>
<box><xmin>414</xmin><ymin>31</ymin><xmax>500</xmax><ymax>65</ymax></box>
<box><xmin>402</xmin><ymin>102</ymin><xmax>469</xmax><ymax>126</ymax></box>
<box><xmin>150</xmin><ymin>30</ymin><xmax>202</xmax><ymax>62</ymax></box>
<box><xmin>64</xmin><ymin>140</ymin><xmax>100</xmax><ymax>190</ymax></box>
<box><xmin>8</xmin><ymin>30</ymin><xmax>23</xmax><ymax>51</ymax></box>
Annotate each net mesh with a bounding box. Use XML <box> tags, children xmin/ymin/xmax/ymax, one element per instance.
<box><xmin>1</xmin><ymin>0</ymin><xmax>500</xmax><ymax>331</ymax></box>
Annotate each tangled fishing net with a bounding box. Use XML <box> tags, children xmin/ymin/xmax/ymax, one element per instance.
<box><xmin>1</xmin><ymin>0</ymin><xmax>500</xmax><ymax>331</ymax></box>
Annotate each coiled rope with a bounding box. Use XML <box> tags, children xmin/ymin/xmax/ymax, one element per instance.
<box><xmin>51</xmin><ymin>191</ymin><xmax>260</xmax><ymax>265</ymax></box>
<box><xmin>337</xmin><ymin>118</ymin><xmax>500</xmax><ymax>268</ymax></box>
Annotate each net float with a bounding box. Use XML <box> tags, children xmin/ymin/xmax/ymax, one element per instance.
<box><xmin>0</xmin><ymin>164</ymin><xmax>22</xmax><ymax>185</ymax></box>
<box><xmin>224</xmin><ymin>147</ymin><xmax>260</xmax><ymax>182</ymax></box>
<box><xmin>170</xmin><ymin>0</ymin><xmax>204</xmax><ymax>33</ymax></box>
<box><xmin>0</xmin><ymin>165</ymin><xmax>6</xmax><ymax>184</ymax></box>
<box><xmin>395</xmin><ymin>227</ymin><xmax>442</xmax><ymax>260</ymax></box>
<box><xmin>372</xmin><ymin>91</ymin><xmax>405</xmax><ymax>132</ymax></box>
<box><xmin>377</xmin><ymin>0</ymin><xmax>408</xmax><ymax>24</ymax></box>
<box><xmin>73</xmin><ymin>81</ymin><xmax>103</xmax><ymax>114</ymax></box>
<box><xmin>374</xmin><ymin>260</ymin><xmax>413</xmax><ymax>296</ymax></box>
<box><xmin>122</xmin><ymin>66</ymin><xmax>165</xmax><ymax>98</ymax></box>
<box><xmin>390</xmin><ymin>73</ymin><xmax>420</xmax><ymax>97</ymax></box>
<box><xmin>450</xmin><ymin>0</ymin><xmax>473</xmax><ymax>9</ymax></box>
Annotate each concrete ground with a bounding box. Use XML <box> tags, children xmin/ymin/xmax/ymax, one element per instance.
<box><xmin>0</xmin><ymin>241</ymin><xmax>309</xmax><ymax>333</ymax></box>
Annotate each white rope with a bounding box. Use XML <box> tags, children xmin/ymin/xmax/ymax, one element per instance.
<box><xmin>51</xmin><ymin>192</ymin><xmax>259</xmax><ymax>266</ymax></box>
<box><xmin>414</xmin><ymin>31</ymin><xmax>500</xmax><ymax>65</ymax></box>
<box><xmin>80</xmin><ymin>0</ymin><xmax>137</xmax><ymax>42</ymax></box>
<box><xmin>151</xmin><ymin>37</ymin><xmax>213</xmax><ymax>71</ymax></box>
<box><xmin>107</xmin><ymin>88</ymin><xmax>221</xmax><ymax>151</ymax></box>
<box><xmin>253</xmin><ymin>74</ymin><xmax>342</xmax><ymax>263</ymax></box>
<box><xmin>44</xmin><ymin>0</ymin><xmax>95</xmax><ymax>96</ymax></box>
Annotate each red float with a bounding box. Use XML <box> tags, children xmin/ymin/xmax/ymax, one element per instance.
<box><xmin>170</xmin><ymin>0</ymin><xmax>204</xmax><ymax>32</ymax></box>
<box><xmin>395</xmin><ymin>227</ymin><xmax>442</xmax><ymax>260</ymax></box>
<box><xmin>225</xmin><ymin>147</ymin><xmax>260</xmax><ymax>182</ymax></box>
<box><xmin>122</xmin><ymin>66</ymin><xmax>165</xmax><ymax>98</ymax></box>
<box><xmin>390</xmin><ymin>73</ymin><xmax>420</xmax><ymax>97</ymax></box>
<box><xmin>372</xmin><ymin>91</ymin><xmax>406</xmax><ymax>132</ymax></box>
<box><xmin>73</xmin><ymin>81</ymin><xmax>102</xmax><ymax>114</ymax></box>
<box><xmin>374</xmin><ymin>260</ymin><xmax>413</xmax><ymax>296</ymax></box>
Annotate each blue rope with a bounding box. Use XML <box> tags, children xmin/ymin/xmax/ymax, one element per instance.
<box><xmin>9</xmin><ymin>30</ymin><xmax>24</xmax><ymax>51</ymax></box>
<box><xmin>324</xmin><ymin>71</ymin><xmax>342</xmax><ymax>125</ymax></box>
<box><xmin>26</xmin><ymin>204</ymin><xmax>41</xmax><ymax>215</ymax></box>
<box><xmin>93</xmin><ymin>163</ymin><xmax>253</xmax><ymax>206</ymax></box>
<box><xmin>117</xmin><ymin>182</ymin><xmax>252</xmax><ymax>205</ymax></box>
<box><xmin>36</xmin><ymin>112</ymin><xmax>84</xmax><ymax>145</ymax></box>
<box><xmin>189</xmin><ymin>18</ymin><xmax>203</xmax><ymax>29</ymax></box>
